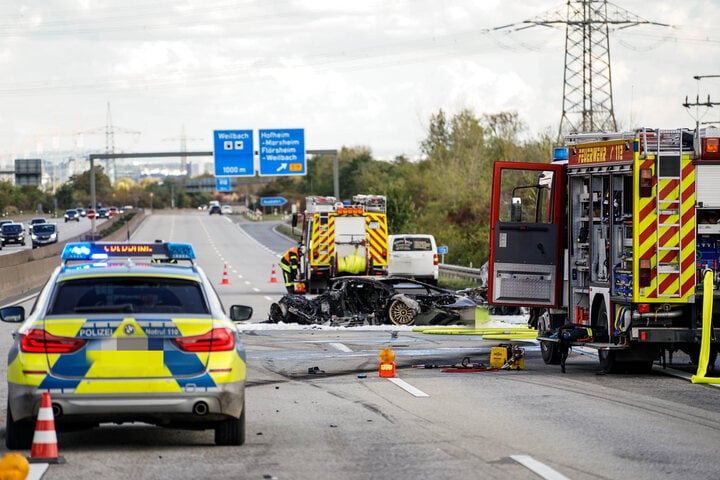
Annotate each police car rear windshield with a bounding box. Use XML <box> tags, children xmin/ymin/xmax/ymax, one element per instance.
<box><xmin>48</xmin><ymin>277</ymin><xmax>209</xmax><ymax>315</ymax></box>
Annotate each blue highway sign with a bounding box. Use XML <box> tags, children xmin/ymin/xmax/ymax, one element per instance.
<box><xmin>260</xmin><ymin>197</ymin><xmax>288</xmax><ymax>206</ymax></box>
<box><xmin>216</xmin><ymin>177</ymin><xmax>232</xmax><ymax>192</ymax></box>
<box><xmin>214</xmin><ymin>130</ymin><xmax>254</xmax><ymax>177</ymax></box>
<box><xmin>258</xmin><ymin>129</ymin><xmax>306</xmax><ymax>176</ymax></box>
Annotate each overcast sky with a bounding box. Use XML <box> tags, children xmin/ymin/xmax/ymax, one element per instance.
<box><xmin>1</xmin><ymin>0</ymin><xmax>718</xmax><ymax>165</ymax></box>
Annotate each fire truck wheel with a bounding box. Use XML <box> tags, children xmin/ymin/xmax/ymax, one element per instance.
<box><xmin>598</xmin><ymin>350</ymin><xmax>654</xmax><ymax>374</ymax></box>
<box><xmin>541</xmin><ymin>341</ymin><xmax>561</xmax><ymax>365</ymax></box>
<box><xmin>598</xmin><ymin>350</ymin><xmax>617</xmax><ymax>373</ymax></box>
<box><xmin>387</xmin><ymin>299</ymin><xmax>415</xmax><ymax>326</ymax></box>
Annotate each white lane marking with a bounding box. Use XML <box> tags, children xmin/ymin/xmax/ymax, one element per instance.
<box><xmin>387</xmin><ymin>377</ymin><xmax>429</xmax><ymax>397</ymax></box>
<box><xmin>252</xmin><ymin>287</ymin><xmax>260</xmax><ymax>292</ymax></box>
<box><xmin>28</xmin><ymin>463</ymin><xmax>49</xmax><ymax>480</ymax></box>
<box><xmin>329</xmin><ymin>342</ymin><xmax>353</xmax><ymax>353</ymax></box>
<box><xmin>511</xmin><ymin>455</ymin><xmax>571</xmax><ymax>480</ymax></box>
<box><xmin>264</xmin><ymin>296</ymin><xmax>274</xmax><ymax>301</ymax></box>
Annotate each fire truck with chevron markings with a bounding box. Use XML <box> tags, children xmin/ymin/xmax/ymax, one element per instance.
<box><xmin>293</xmin><ymin>194</ymin><xmax>389</xmax><ymax>293</ymax></box>
<box><xmin>488</xmin><ymin>127</ymin><xmax>720</xmax><ymax>373</ymax></box>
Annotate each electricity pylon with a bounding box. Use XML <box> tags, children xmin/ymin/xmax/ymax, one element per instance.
<box><xmin>77</xmin><ymin>102</ymin><xmax>140</xmax><ymax>183</ymax></box>
<box><xmin>495</xmin><ymin>0</ymin><xmax>668</xmax><ymax>137</ymax></box>
<box><xmin>163</xmin><ymin>125</ymin><xmax>204</xmax><ymax>176</ymax></box>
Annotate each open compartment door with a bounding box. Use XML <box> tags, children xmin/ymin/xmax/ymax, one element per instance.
<box><xmin>488</xmin><ymin>161</ymin><xmax>566</xmax><ymax>308</ymax></box>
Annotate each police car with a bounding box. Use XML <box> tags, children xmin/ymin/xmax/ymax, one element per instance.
<box><xmin>0</xmin><ymin>241</ymin><xmax>252</xmax><ymax>448</ymax></box>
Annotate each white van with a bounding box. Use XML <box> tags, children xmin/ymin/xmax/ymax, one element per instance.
<box><xmin>388</xmin><ymin>234</ymin><xmax>439</xmax><ymax>285</ymax></box>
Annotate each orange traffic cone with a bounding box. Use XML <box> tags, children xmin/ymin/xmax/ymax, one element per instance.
<box><xmin>220</xmin><ymin>263</ymin><xmax>231</xmax><ymax>285</ymax></box>
<box><xmin>28</xmin><ymin>392</ymin><xmax>65</xmax><ymax>464</ymax></box>
<box><xmin>269</xmin><ymin>264</ymin><xmax>279</xmax><ymax>283</ymax></box>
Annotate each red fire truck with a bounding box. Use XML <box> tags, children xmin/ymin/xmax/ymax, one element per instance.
<box><xmin>488</xmin><ymin>127</ymin><xmax>720</xmax><ymax>372</ymax></box>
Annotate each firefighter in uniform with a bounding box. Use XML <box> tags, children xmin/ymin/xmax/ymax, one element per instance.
<box><xmin>279</xmin><ymin>246</ymin><xmax>300</xmax><ymax>294</ymax></box>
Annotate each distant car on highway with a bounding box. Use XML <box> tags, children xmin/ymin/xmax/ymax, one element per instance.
<box><xmin>107</xmin><ymin>207</ymin><xmax>120</xmax><ymax>216</ymax></box>
<box><xmin>30</xmin><ymin>223</ymin><xmax>58</xmax><ymax>248</ymax></box>
<box><xmin>76</xmin><ymin>207</ymin><xmax>87</xmax><ymax>217</ymax></box>
<box><xmin>27</xmin><ymin>217</ymin><xmax>47</xmax><ymax>233</ymax></box>
<box><xmin>1</xmin><ymin>223</ymin><xmax>26</xmax><ymax>247</ymax></box>
<box><xmin>97</xmin><ymin>208</ymin><xmax>109</xmax><ymax>219</ymax></box>
<box><xmin>209</xmin><ymin>205</ymin><xmax>222</xmax><ymax>215</ymax></box>
<box><xmin>221</xmin><ymin>205</ymin><xmax>233</xmax><ymax>214</ymax></box>
<box><xmin>64</xmin><ymin>209</ymin><xmax>80</xmax><ymax>222</ymax></box>
<box><xmin>388</xmin><ymin>234</ymin><xmax>439</xmax><ymax>285</ymax></box>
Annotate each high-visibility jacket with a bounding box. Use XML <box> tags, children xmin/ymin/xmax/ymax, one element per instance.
<box><xmin>279</xmin><ymin>247</ymin><xmax>300</xmax><ymax>286</ymax></box>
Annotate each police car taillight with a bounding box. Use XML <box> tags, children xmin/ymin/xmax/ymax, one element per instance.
<box><xmin>173</xmin><ymin>328</ymin><xmax>235</xmax><ymax>352</ymax></box>
<box><xmin>20</xmin><ymin>329</ymin><xmax>87</xmax><ymax>354</ymax></box>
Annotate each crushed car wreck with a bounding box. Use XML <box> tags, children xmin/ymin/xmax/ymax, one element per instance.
<box><xmin>268</xmin><ymin>276</ymin><xmax>476</xmax><ymax>327</ymax></box>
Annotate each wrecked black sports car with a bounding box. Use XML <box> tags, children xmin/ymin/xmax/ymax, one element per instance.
<box><xmin>268</xmin><ymin>276</ymin><xmax>476</xmax><ymax>327</ymax></box>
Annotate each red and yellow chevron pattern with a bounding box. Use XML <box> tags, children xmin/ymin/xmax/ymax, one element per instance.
<box><xmin>634</xmin><ymin>154</ymin><xmax>695</xmax><ymax>302</ymax></box>
<box><xmin>309</xmin><ymin>212</ymin><xmax>389</xmax><ymax>269</ymax></box>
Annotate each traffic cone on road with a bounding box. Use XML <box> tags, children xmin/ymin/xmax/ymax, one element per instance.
<box><xmin>221</xmin><ymin>263</ymin><xmax>231</xmax><ymax>285</ymax></box>
<box><xmin>269</xmin><ymin>264</ymin><xmax>278</xmax><ymax>283</ymax></box>
<box><xmin>28</xmin><ymin>392</ymin><xmax>65</xmax><ymax>464</ymax></box>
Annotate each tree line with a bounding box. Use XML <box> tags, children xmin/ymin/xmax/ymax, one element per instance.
<box><xmin>0</xmin><ymin>108</ymin><xmax>553</xmax><ymax>267</ymax></box>
<box><xmin>258</xmin><ymin>108</ymin><xmax>554</xmax><ymax>267</ymax></box>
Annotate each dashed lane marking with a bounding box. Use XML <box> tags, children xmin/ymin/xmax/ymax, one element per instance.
<box><xmin>329</xmin><ymin>342</ymin><xmax>353</xmax><ymax>353</ymax></box>
<box><xmin>387</xmin><ymin>378</ymin><xmax>429</xmax><ymax>397</ymax></box>
<box><xmin>511</xmin><ymin>455</ymin><xmax>571</xmax><ymax>480</ymax></box>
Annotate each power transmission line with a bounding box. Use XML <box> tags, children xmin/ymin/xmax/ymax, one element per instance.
<box><xmin>494</xmin><ymin>0</ymin><xmax>669</xmax><ymax>137</ymax></box>
<box><xmin>163</xmin><ymin>125</ymin><xmax>204</xmax><ymax>175</ymax></box>
<box><xmin>77</xmin><ymin>102</ymin><xmax>141</xmax><ymax>184</ymax></box>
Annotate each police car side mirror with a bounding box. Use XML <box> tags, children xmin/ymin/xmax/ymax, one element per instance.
<box><xmin>0</xmin><ymin>306</ymin><xmax>25</xmax><ymax>323</ymax></box>
<box><xmin>229</xmin><ymin>305</ymin><xmax>253</xmax><ymax>322</ymax></box>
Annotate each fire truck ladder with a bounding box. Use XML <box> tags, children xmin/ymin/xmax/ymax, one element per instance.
<box><xmin>645</xmin><ymin>129</ymin><xmax>690</xmax><ymax>298</ymax></box>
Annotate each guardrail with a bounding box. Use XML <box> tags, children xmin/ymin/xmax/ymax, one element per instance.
<box><xmin>438</xmin><ymin>263</ymin><xmax>485</xmax><ymax>284</ymax></box>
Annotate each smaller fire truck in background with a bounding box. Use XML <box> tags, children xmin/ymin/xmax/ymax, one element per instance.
<box><xmin>293</xmin><ymin>194</ymin><xmax>389</xmax><ymax>293</ymax></box>
<box><xmin>487</xmin><ymin>127</ymin><xmax>720</xmax><ymax>373</ymax></box>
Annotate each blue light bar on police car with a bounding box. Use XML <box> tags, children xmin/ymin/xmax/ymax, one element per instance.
<box><xmin>166</xmin><ymin>243</ymin><xmax>196</xmax><ymax>260</ymax></box>
<box><xmin>61</xmin><ymin>242</ymin><xmax>196</xmax><ymax>261</ymax></box>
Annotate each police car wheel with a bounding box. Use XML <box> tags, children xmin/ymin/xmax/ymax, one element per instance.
<box><xmin>5</xmin><ymin>402</ymin><xmax>34</xmax><ymax>450</ymax></box>
<box><xmin>215</xmin><ymin>406</ymin><xmax>246</xmax><ymax>446</ymax></box>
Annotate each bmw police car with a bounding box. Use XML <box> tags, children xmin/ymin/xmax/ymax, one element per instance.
<box><xmin>0</xmin><ymin>241</ymin><xmax>252</xmax><ymax>448</ymax></box>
